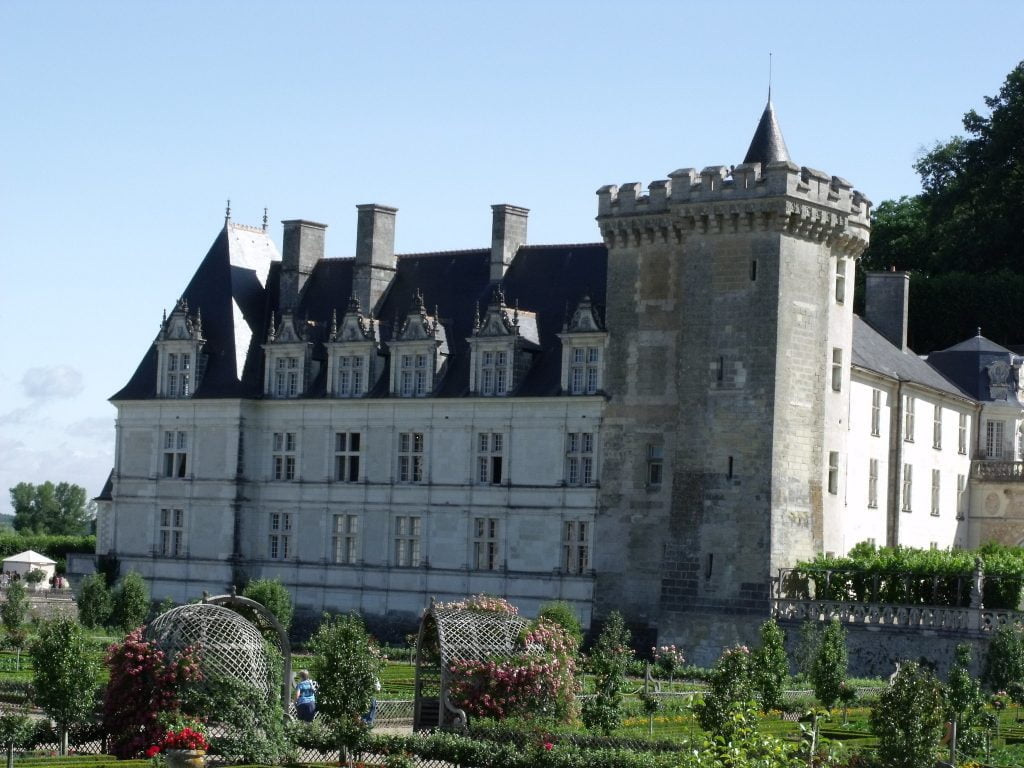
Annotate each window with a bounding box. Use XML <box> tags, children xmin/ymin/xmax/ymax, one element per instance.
<box><xmin>957</xmin><ymin>474</ymin><xmax>967</xmax><ymax>520</ymax></box>
<box><xmin>272</xmin><ymin>432</ymin><xmax>296</xmax><ymax>481</ymax></box>
<box><xmin>901</xmin><ymin>464</ymin><xmax>913</xmax><ymax>512</ymax></box>
<box><xmin>473</xmin><ymin>517</ymin><xmax>500</xmax><ymax>570</ymax></box>
<box><xmin>394</xmin><ymin>516</ymin><xmax>421</xmax><ymax>567</ymax></box>
<box><xmin>647</xmin><ymin>444</ymin><xmax>664</xmax><ymax>487</ymax></box>
<box><xmin>871</xmin><ymin>389</ymin><xmax>882</xmax><ymax>436</ymax></box>
<box><xmin>398</xmin><ymin>432</ymin><xmax>425</xmax><ymax>483</ymax></box>
<box><xmin>399</xmin><ymin>354</ymin><xmax>430</xmax><ymax>397</ymax></box>
<box><xmin>336</xmin><ymin>356</ymin><xmax>364</xmax><ymax>397</ymax></box>
<box><xmin>565</xmin><ymin>432</ymin><xmax>595</xmax><ymax>486</ymax></box>
<box><xmin>933</xmin><ymin>405</ymin><xmax>943</xmax><ymax>450</ymax></box>
<box><xmin>269</xmin><ymin>512</ymin><xmax>292</xmax><ymax>559</ymax></box>
<box><xmin>931</xmin><ymin>469</ymin><xmax>941</xmax><ymax>516</ymax></box>
<box><xmin>273</xmin><ymin>356</ymin><xmax>300</xmax><ymax>397</ymax></box>
<box><xmin>477</xmin><ymin>433</ymin><xmax>504</xmax><ymax>484</ymax></box>
<box><xmin>479</xmin><ymin>350</ymin><xmax>509</xmax><ymax>396</ymax></box>
<box><xmin>159</xmin><ymin>508</ymin><xmax>184</xmax><ymax>557</ymax></box>
<box><xmin>958</xmin><ymin>413</ymin><xmax>968</xmax><ymax>455</ymax></box>
<box><xmin>986</xmin><ymin>421</ymin><xmax>1005</xmax><ymax>458</ymax></box>
<box><xmin>162</xmin><ymin>430</ymin><xmax>188</xmax><ymax>478</ymax></box>
<box><xmin>334</xmin><ymin>432</ymin><xmax>361</xmax><ymax>482</ymax></box>
<box><xmin>750</xmin><ymin>260</ymin><xmax>758</xmax><ymax>282</ymax></box>
<box><xmin>868</xmin><ymin>459</ymin><xmax>878</xmax><ymax>509</ymax></box>
<box><xmin>569</xmin><ymin>347</ymin><xmax>601</xmax><ymax>395</ymax></box>
<box><xmin>166</xmin><ymin>352</ymin><xmax>192</xmax><ymax>397</ymax></box>
<box><xmin>904</xmin><ymin>395</ymin><xmax>915</xmax><ymax>442</ymax></box>
<box><xmin>562</xmin><ymin>520</ymin><xmax>590</xmax><ymax>574</ymax></box>
<box><xmin>835</xmin><ymin>259</ymin><xmax>847</xmax><ymax>304</ymax></box>
<box><xmin>827</xmin><ymin>451</ymin><xmax>839</xmax><ymax>495</ymax></box>
<box><xmin>831</xmin><ymin>348</ymin><xmax>842</xmax><ymax>392</ymax></box>
<box><xmin>332</xmin><ymin>514</ymin><xmax>359</xmax><ymax>564</ymax></box>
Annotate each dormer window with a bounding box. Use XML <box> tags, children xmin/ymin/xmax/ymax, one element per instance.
<box><xmin>263</xmin><ymin>312</ymin><xmax>313</xmax><ymax>399</ymax></box>
<box><xmin>467</xmin><ymin>287</ymin><xmax>539</xmax><ymax>397</ymax></box>
<box><xmin>156</xmin><ymin>299</ymin><xmax>205</xmax><ymax>398</ymax></box>
<box><xmin>273</xmin><ymin>357</ymin><xmax>300</xmax><ymax>397</ymax></box>
<box><xmin>558</xmin><ymin>294</ymin><xmax>607</xmax><ymax>395</ymax></box>
<box><xmin>388</xmin><ymin>292</ymin><xmax>448</xmax><ymax>398</ymax></box>
<box><xmin>326</xmin><ymin>298</ymin><xmax>381</xmax><ymax>398</ymax></box>
<box><xmin>399</xmin><ymin>353</ymin><xmax>430</xmax><ymax>396</ymax></box>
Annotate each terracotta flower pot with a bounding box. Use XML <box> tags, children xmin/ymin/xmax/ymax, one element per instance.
<box><xmin>164</xmin><ymin>748</ymin><xmax>206</xmax><ymax>768</ymax></box>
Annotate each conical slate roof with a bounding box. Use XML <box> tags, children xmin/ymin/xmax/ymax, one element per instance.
<box><xmin>743</xmin><ymin>99</ymin><xmax>791</xmax><ymax>165</ymax></box>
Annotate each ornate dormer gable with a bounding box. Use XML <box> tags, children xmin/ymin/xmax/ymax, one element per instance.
<box><xmin>325</xmin><ymin>297</ymin><xmax>382</xmax><ymax>398</ymax></box>
<box><xmin>262</xmin><ymin>311</ymin><xmax>314</xmax><ymax>398</ymax></box>
<box><xmin>986</xmin><ymin>356</ymin><xmax>1018</xmax><ymax>401</ymax></box>
<box><xmin>387</xmin><ymin>291</ymin><xmax>449</xmax><ymax>397</ymax></box>
<box><xmin>155</xmin><ymin>298</ymin><xmax>206</xmax><ymax>398</ymax></box>
<box><xmin>467</xmin><ymin>287</ymin><xmax>541</xmax><ymax>397</ymax></box>
<box><xmin>557</xmin><ymin>294</ymin><xmax>608</xmax><ymax>395</ymax></box>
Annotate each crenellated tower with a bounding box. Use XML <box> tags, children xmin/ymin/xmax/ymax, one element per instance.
<box><xmin>593</xmin><ymin>100</ymin><xmax>870</xmax><ymax>661</ymax></box>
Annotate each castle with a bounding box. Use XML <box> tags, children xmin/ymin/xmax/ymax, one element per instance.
<box><xmin>94</xmin><ymin>100</ymin><xmax>1024</xmax><ymax>660</ymax></box>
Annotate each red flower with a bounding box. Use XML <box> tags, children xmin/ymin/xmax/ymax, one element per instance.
<box><xmin>145</xmin><ymin>746</ymin><xmax>160</xmax><ymax>758</ymax></box>
<box><xmin>544</xmin><ymin>742</ymin><xmax>553</xmax><ymax>751</ymax></box>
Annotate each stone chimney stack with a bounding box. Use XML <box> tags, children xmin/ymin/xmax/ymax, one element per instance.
<box><xmin>864</xmin><ymin>269</ymin><xmax>910</xmax><ymax>350</ymax></box>
<box><xmin>280</xmin><ymin>220</ymin><xmax>327</xmax><ymax>312</ymax></box>
<box><xmin>353</xmin><ymin>204</ymin><xmax>397</xmax><ymax>314</ymax></box>
<box><xmin>490</xmin><ymin>204</ymin><xmax>529</xmax><ymax>282</ymax></box>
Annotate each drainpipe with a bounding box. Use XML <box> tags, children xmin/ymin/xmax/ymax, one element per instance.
<box><xmin>886</xmin><ymin>379</ymin><xmax>905</xmax><ymax>547</ymax></box>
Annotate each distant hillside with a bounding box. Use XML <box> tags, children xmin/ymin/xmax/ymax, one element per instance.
<box><xmin>0</xmin><ymin>515</ymin><xmax>14</xmax><ymax>532</ymax></box>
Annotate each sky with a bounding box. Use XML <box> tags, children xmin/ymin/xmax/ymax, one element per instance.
<box><xmin>0</xmin><ymin>0</ymin><xmax>1022</xmax><ymax>514</ymax></box>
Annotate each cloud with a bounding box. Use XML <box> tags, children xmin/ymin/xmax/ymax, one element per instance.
<box><xmin>67</xmin><ymin>417</ymin><xmax>114</xmax><ymax>442</ymax></box>
<box><xmin>20</xmin><ymin>365</ymin><xmax>84</xmax><ymax>401</ymax></box>
<box><xmin>0</xmin><ymin>436</ymin><xmax>112</xmax><ymax>514</ymax></box>
<box><xmin>0</xmin><ymin>407</ymin><xmax>45</xmax><ymax>427</ymax></box>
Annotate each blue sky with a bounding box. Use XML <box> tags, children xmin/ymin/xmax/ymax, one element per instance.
<box><xmin>1</xmin><ymin>0</ymin><xmax>1022</xmax><ymax>513</ymax></box>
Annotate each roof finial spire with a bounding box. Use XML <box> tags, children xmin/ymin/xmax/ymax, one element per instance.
<box><xmin>262</xmin><ymin>207</ymin><xmax>268</xmax><ymax>232</ymax></box>
<box><xmin>768</xmin><ymin>52</ymin><xmax>773</xmax><ymax>102</ymax></box>
<box><xmin>225</xmin><ymin>198</ymin><xmax>231</xmax><ymax>224</ymax></box>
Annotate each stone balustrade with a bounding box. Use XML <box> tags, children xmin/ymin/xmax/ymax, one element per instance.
<box><xmin>772</xmin><ymin>597</ymin><xmax>1022</xmax><ymax>634</ymax></box>
<box><xmin>972</xmin><ymin>460</ymin><xmax>1024</xmax><ymax>481</ymax></box>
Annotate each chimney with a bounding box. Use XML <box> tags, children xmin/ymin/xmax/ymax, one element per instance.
<box><xmin>490</xmin><ymin>204</ymin><xmax>528</xmax><ymax>282</ymax></box>
<box><xmin>353</xmin><ymin>204</ymin><xmax>397</xmax><ymax>314</ymax></box>
<box><xmin>864</xmin><ymin>269</ymin><xmax>910</xmax><ymax>350</ymax></box>
<box><xmin>280</xmin><ymin>219</ymin><xmax>327</xmax><ymax>312</ymax></box>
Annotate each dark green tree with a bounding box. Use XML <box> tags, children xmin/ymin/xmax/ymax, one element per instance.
<box><xmin>945</xmin><ymin>643</ymin><xmax>987</xmax><ymax>760</ymax></box>
<box><xmin>110</xmin><ymin>571</ymin><xmax>150</xmax><ymax>632</ymax></box>
<box><xmin>8</xmin><ymin>482</ymin><xmax>91</xmax><ymax>535</ymax></box>
<box><xmin>696</xmin><ymin>645</ymin><xmax>755</xmax><ymax>740</ymax></box>
<box><xmin>983</xmin><ymin>622</ymin><xmax>1024</xmax><ymax>692</ymax></box>
<box><xmin>752</xmin><ymin>618</ymin><xmax>788</xmax><ymax>713</ymax></box>
<box><xmin>581</xmin><ymin>611</ymin><xmax>633</xmax><ymax>735</ymax></box>
<box><xmin>77</xmin><ymin>572</ymin><xmax>112</xmax><ymax>629</ymax></box>
<box><xmin>1</xmin><ymin>581</ymin><xmax>29</xmax><ymax>671</ymax></box>
<box><xmin>810</xmin><ymin>618</ymin><xmax>847</xmax><ymax>709</ymax></box>
<box><xmin>870</xmin><ymin>661</ymin><xmax>945</xmax><ymax>768</ymax></box>
<box><xmin>242</xmin><ymin>578</ymin><xmax>293</xmax><ymax>632</ymax></box>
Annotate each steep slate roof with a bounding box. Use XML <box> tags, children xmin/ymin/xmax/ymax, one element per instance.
<box><xmin>852</xmin><ymin>315</ymin><xmax>970</xmax><ymax>399</ymax></box>
<box><xmin>114</xmin><ymin>223</ymin><xmax>608</xmax><ymax>400</ymax></box>
<box><xmin>926</xmin><ymin>332</ymin><xmax>1019</xmax><ymax>403</ymax></box>
<box><xmin>743</xmin><ymin>99</ymin><xmax>791</xmax><ymax>166</ymax></box>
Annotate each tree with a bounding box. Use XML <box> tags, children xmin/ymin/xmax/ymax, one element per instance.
<box><xmin>945</xmin><ymin>643</ymin><xmax>987</xmax><ymax>761</ymax></box>
<box><xmin>1</xmin><ymin>581</ymin><xmax>29</xmax><ymax>671</ymax></box>
<box><xmin>696</xmin><ymin>645</ymin><xmax>755</xmax><ymax>740</ymax></box>
<box><xmin>537</xmin><ymin>600</ymin><xmax>583</xmax><ymax>648</ymax></box>
<box><xmin>8</xmin><ymin>481</ymin><xmax>91</xmax><ymax>536</ymax></box>
<box><xmin>110</xmin><ymin>571</ymin><xmax>150</xmax><ymax>632</ymax></box>
<box><xmin>752</xmin><ymin>618</ymin><xmax>788</xmax><ymax>713</ymax></box>
<box><xmin>870</xmin><ymin>661</ymin><xmax>945</xmax><ymax>768</ymax></box>
<box><xmin>242</xmin><ymin>578</ymin><xmax>293</xmax><ymax>632</ymax></box>
<box><xmin>810</xmin><ymin>618</ymin><xmax>847</xmax><ymax>709</ymax></box>
<box><xmin>30</xmin><ymin>616</ymin><xmax>100</xmax><ymax>755</ymax></box>
<box><xmin>77</xmin><ymin>572</ymin><xmax>112</xmax><ymax>629</ymax></box>
<box><xmin>982</xmin><ymin>622</ymin><xmax>1024</xmax><ymax>692</ymax></box>
<box><xmin>581</xmin><ymin>611</ymin><xmax>633</xmax><ymax>735</ymax></box>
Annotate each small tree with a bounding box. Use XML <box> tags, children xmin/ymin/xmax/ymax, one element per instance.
<box><xmin>945</xmin><ymin>643</ymin><xmax>987</xmax><ymax>761</ymax></box>
<box><xmin>752</xmin><ymin>618</ymin><xmax>789</xmax><ymax>713</ymax></box>
<box><xmin>110</xmin><ymin>570</ymin><xmax>149</xmax><ymax>632</ymax></box>
<box><xmin>870</xmin><ymin>661</ymin><xmax>945</xmax><ymax>768</ymax></box>
<box><xmin>696</xmin><ymin>645</ymin><xmax>755</xmax><ymax>739</ymax></box>
<box><xmin>242</xmin><ymin>579</ymin><xmax>293</xmax><ymax>632</ymax></box>
<box><xmin>983</xmin><ymin>622</ymin><xmax>1024</xmax><ymax>692</ymax></box>
<box><xmin>30</xmin><ymin>616</ymin><xmax>100</xmax><ymax>755</ymax></box>
<box><xmin>810</xmin><ymin>618</ymin><xmax>847</xmax><ymax>709</ymax></box>
<box><xmin>795</xmin><ymin>620</ymin><xmax>822</xmax><ymax>681</ymax></box>
<box><xmin>77</xmin><ymin>572</ymin><xmax>112</xmax><ymax>629</ymax></box>
<box><xmin>581</xmin><ymin>611</ymin><xmax>633</xmax><ymax>735</ymax></box>
<box><xmin>537</xmin><ymin>600</ymin><xmax>583</xmax><ymax>648</ymax></box>
<box><xmin>1</xmin><ymin>581</ymin><xmax>30</xmax><ymax>671</ymax></box>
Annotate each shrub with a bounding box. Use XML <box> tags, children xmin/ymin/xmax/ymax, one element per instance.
<box><xmin>77</xmin><ymin>572</ymin><xmax>112</xmax><ymax>629</ymax></box>
<box><xmin>870</xmin><ymin>661</ymin><xmax>944</xmax><ymax>768</ymax></box>
<box><xmin>752</xmin><ymin>618</ymin><xmax>788</xmax><ymax>713</ymax></box>
<box><xmin>242</xmin><ymin>578</ymin><xmax>293</xmax><ymax>633</ymax></box>
<box><xmin>983</xmin><ymin>622</ymin><xmax>1024</xmax><ymax>692</ymax></box>
<box><xmin>696</xmin><ymin>644</ymin><xmax>754</xmax><ymax>739</ymax></box>
<box><xmin>810</xmin><ymin>618</ymin><xmax>847</xmax><ymax>709</ymax></box>
<box><xmin>537</xmin><ymin>600</ymin><xmax>583</xmax><ymax>648</ymax></box>
<box><xmin>0</xmin><ymin>581</ymin><xmax>28</xmax><ymax>634</ymax></box>
<box><xmin>580</xmin><ymin>611</ymin><xmax>632</xmax><ymax>735</ymax></box>
<box><xmin>110</xmin><ymin>570</ymin><xmax>149</xmax><ymax>632</ymax></box>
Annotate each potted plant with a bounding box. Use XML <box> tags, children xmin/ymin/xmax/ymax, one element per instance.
<box><xmin>150</xmin><ymin>713</ymin><xmax>208</xmax><ymax>768</ymax></box>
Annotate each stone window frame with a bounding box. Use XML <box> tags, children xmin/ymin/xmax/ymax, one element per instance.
<box><xmin>472</xmin><ymin>517</ymin><xmax>500</xmax><ymax>571</ymax></box>
<box><xmin>268</xmin><ymin>511</ymin><xmax>293</xmax><ymax>560</ymax></box>
<box><xmin>332</xmin><ymin>513</ymin><xmax>360</xmax><ymax>565</ymax></box>
<box><xmin>162</xmin><ymin>430</ymin><xmax>189</xmax><ymax>479</ymax></box>
<box><xmin>159</xmin><ymin>507</ymin><xmax>185</xmax><ymax>557</ymax></box>
<box><xmin>394</xmin><ymin>515</ymin><xmax>422</xmax><ymax>567</ymax></box>
<box><xmin>333</xmin><ymin>431</ymin><xmax>361</xmax><ymax>483</ymax></box>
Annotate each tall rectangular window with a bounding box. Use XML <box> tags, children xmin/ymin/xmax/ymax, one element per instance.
<box><xmin>274</xmin><ymin>356</ymin><xmax>300</xmax><ymax>397</ymax></box>
<box><xmin>986</xmin><ymin>421</ymin><xmax>1005</xmax><ymax>458</ymax></box>
<box><xmin>166</xmin><ymin>352</ymin><xmax>192</xmax><ymax>397</ymax></box>
<box><xmin>398</xmin><ymin>432</ymin><xmax>425</xmax><ymax>483</ymax></box>
<box><xmin>827</xmin><ymin>451</ymin><xmax>839</xmax><ymax>495</ymax></box>
<box><xmin>272</xmin><ymin>432</ymin><xmax>296</xmax><ymax>481</ymax></box>
<box><xmin>570</xmin><ymin>347</ymin><xmax>601</xmax><ymax>395</ymax></box>
<box><xmin>831</xmin><ymin>348</ymin><xmax>843</xmax><ymax>392</ymax></box>
<box><xmin>159</xmin><ymin>508</ymin><xmax>184</xmax><ymax>557</ymax></box>
<box><xmin>268</xmin><ymin>512</ymin><xmax>292</xmax><ymax>559</ymax></box>
<box><xmin>394</xmin><ymin>516</ymin><xmax>421</xmax><ymax>567</ymax></box>
<box><xmin>902</xmin><ymin>464</ymin><xmax>913</xmax><ymax>512</ymax></box>
<box><xmin>336</xmin><ymin>356</ymin><xmax>364</xmax><ymax>397</ymax></box>
<box><xmin>957</xmin><ymin>474</ymin><xmax>967</xmax><ymax>519</ymax></box>
<box><xmin>871</xmin><ymin>389</ymin><xmax>882</xmax><ymax>437</ymax></box>
<box><xmin>399</xmin><ymin>355</ymin><xmax>430</xmax><ymax>397</ymax></box>
<box><xmin>647</xmin><ymin>444</ymin><xmax>664</xmax><ymax>487</ymax></box>
<box><xmin>476</xmin><ymin>433</ymin><xmax>504</xmax><ymax>484</ymax></box>
<box><xmin>835</xmin><ymin>259</ymin><xmax>847</xmax><ymax>304</ymax></box>
<box><xmin>958</xmin><ymin>413</ymin><xmax>968</xmax><ymax>455</ymax></box>
<box><xmin>562</xmin><ymin>520</ymin><xmax>590</xmax><ymax>574</ymax></box>
<box><xmin>162</xmin><ymin>430</ymin><xmax>188</xmax><ymax>478</ymax></box>
<box><xmin>332</xmin><ymin>514</ymin><xmax>359</xmax><ymax>564</ymax></box>
<box><xmin>479</xmin><ymin>350</ymin><xmax>509</xmax><ymax>396</ymax></box>
<box><xmin>473</xmin><ymin>517</ymin><xmax>500</xmax><ymax>570</ymax></box>
<box><xmin>931</xmin><ymin>469</ymin><xmax>941</xmax><ymax>516</ymax></box>
<box><xmin>565</xmin><ymin>432</ymin><xmax>595</xmax><ymax>486</ymax></box>
<box><xmin>868</xmin><ymin>459</ymin><xmax>879</xmax><ymax>509</ymax></box>
<box><xmin>334</xmin><ymin>432</ymin><xmax>361</xmax><ymax>482</ymax></box>
<box><xmin>904</xmin><ymin>396</ymin><xmax>915</xmax><ymax>442</ymax></box>
<box><xmin>933</xmin><ymin>405</ymin><xmax>943</xmax><ymax>449</ymax></box>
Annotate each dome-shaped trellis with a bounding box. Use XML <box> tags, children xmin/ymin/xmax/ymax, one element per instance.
<box><xmin>413</xmin><ymin>599</ymin><xmax>530</xmax><ymax>732</ymax></box>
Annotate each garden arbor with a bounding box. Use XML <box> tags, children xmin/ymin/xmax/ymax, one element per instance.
<box><xmin>413</xmin><ymin>599</ymin><xmax>530</xmax><ymax>731</ymax></box>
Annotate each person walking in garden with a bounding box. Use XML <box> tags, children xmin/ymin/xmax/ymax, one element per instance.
<box><xmin>294</xmin><ymin>669</ymin><xmax>317</xmax><ymax>721</ymax></box>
